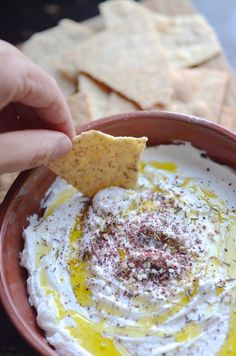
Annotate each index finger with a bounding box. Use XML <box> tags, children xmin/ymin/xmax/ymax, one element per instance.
<box><xmin>0</xmin><ymin>41</ymin><xmax>76</xmax><ymax>139</ymax></box>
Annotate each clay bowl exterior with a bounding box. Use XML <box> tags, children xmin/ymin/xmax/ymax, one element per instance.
<box><xmin>1</xmin><ymin>111</ymin><xmax>236</xmax><ymax>355</ymax></box>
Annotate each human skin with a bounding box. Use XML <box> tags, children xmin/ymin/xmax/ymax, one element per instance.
<box><xmin>0</xmin><ymin>40</ymin><xmax>76</xmax><ymax>174</ymax></box>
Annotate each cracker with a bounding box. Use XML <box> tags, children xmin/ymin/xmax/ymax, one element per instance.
<box><xmin>21</xmin><ymin>19</ymin><xmax>92</xmax><ymax>60</ymax></box>
<box><xmin>106</xmin><ymin>92</ymin><xmax>139</xmax><ymax>116</ymax></box>
<box><xmin>99</xmin><ymin>0</ymin><xmax>157</xmax><ymax>31</ymax></box>
<box><xmin>99</xmin><ymin>0</ymin><xmax>156</xmax><ymax>31</ymax></box>
<box><xmin>219</xmin><ymin>106</ymin><xmax>236</xmax><ymax>131</ymax></box>
<box><xmin>21</xmin><ymin>19</ymin><xmax>92</xmax><ymax>95</ymax></box>
<box><xmin>67</xmin><ymin>92</ymin><xmax>93</xmax><ymax>127</ymax></box>
<box><xmin>155</xmin><ymin>14</ymin><xmax>221</xmax><ymax>68</ymax></box>
<box><xmin>162</xmin><ymin>69</ymin><xmax>228</xmax><ymax>121</ymax></box>
<box><xmin>38</xmin><ymin>58</ymin><xmax>76</xmax><ymax>96</ymax></box>
<box><xmin>66</xmin><ymin>27</ymin><xmax>172</xmax><ymax>109</ymax></box>
<box><xmin>0</xmin><ymin>172</ymin><xmax>18</xmax><ymax>203</ymax></box>
<box><xmin>78</xmin><ymin>74</ymin><xmax>110</xmax><ymax>119</ymax></box>
<box><xmin>47</xmin><ymin>130</ymin><xmax>147</xmax><ymax>197</ymax></box>
<box><xmin>100</xmin><ymin>0</ymin><xmax>221</xmax><ymax>67</ymax></box>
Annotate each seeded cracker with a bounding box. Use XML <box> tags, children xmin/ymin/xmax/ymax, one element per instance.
<box><xmin>106</xmin><ymin>92</ymin><xmax>139</xmax><ymax>116</ymax></box>
<box><xmin>163</xmin><ymin>68</ymin><xmax>228</xmax><ymax>121</ymax></box>
<box><xmin>154</xmin><ymin>14</ymin><xmax>221</xmax><ymax>68</ymax></box>
<box><xmin>67</xmin><ymin>92</ymin><xmax>93</xmax><ymax>127</ymax></box>
<box><xmin>21</xmin><ymin>19</ymin><xmax>93</xmax><ymax>59</ymax></box>
<box><xmin>100</xmin><ymin>0</ymin><xmax>221</xmax><ymax>68</ymax></box>
<box><xmin>99</xmin><ymin>0</ymin><xmax>156</xmax><ymax>30</ymax></box>
<box><xmin>65</xmin><ymin>27</ymin><xmax>173</xmax><ymax>109</ymax></box>
<box><xmin>99</xmin><ymin>0</ymin><xmax>157</xmax><ymax>31</ymax></box>
<box><xmin>219</xmin><ymin>106</ymin><xmax>236</xmax><ymax>131</ymax></box>
<box><xmin>36</xmin><ymin>58</ymin><xmax>76</xmax><ymax>96</ymax></box>
<box><xmin>78</xmin><ymin>74</ymin><xmax>110</xmax><ymax>119</ymax></box>
<box><xmin>47</xmin><ymin>130</ymin><xmax>147</xmax><ymax>197</ymax></box>
<box><xmin>0</xmin><ymin>173</ymin><xmax>18</xmax><ymax>203</ymax></box>
<box><xmin>21</xmin><ymin>19</ymin><xmax>93</xmax><ymax>96</ymax></box>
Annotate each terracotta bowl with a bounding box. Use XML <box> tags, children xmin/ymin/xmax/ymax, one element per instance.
<box><xmin>1</xmin><ymin>111</ymin><xmax>236</xmax><ymax>355</ymax></box>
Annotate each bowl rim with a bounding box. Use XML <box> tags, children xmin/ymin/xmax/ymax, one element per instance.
<box><xmin>1</xmin><ymin>110</ymin><xmax>236</xmax><ymax>354</ymax></box>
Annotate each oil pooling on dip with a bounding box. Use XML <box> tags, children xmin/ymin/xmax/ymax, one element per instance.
<box><xmin>21</xmin><ymin>143</ymin><xmax>236</xmax><ymax>356</ymax></box>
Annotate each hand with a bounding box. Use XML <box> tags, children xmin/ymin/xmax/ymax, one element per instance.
<box><xmin>0</xmin><ymin>40</ymin><xmax>76</xmax><ymax>174</ymax></box>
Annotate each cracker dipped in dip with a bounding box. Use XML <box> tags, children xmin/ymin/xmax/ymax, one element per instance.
<box><xmin>21</xmin><ymin>137</ymin><xmax>236</xmax><ymax>355</ymax></box>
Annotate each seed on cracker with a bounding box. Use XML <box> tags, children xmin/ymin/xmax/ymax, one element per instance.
<box><xmin>106</xmin><ymin>92</ymin><xmax>139</xmax><ymax>116</ymax></box>
<box><xmin>78</xmin><ymin>74</ymin><xmax>110</xmax><ymax>119</ymax></box>
<box><xmin>100</xmin><ymin>0</ymin><xmax>221</xmax><ymax>68</ymax></box>
<box><xmin>64</xmin><ymin>26</ymin><xmax>173</xmax><ymax>109</ymax></box>
<box><xmin>162</xmin><ymin>68</ymin><xmax>228</xmax><ymax>120</ymax></box>
<box><xmin>22</xmin><ymin>19</ymin><xmax>93</xmax><ymax>59</ymax></box>
<box><xmin>219</xmin><ymin>106</ymin><xmax>236</xmax><ymax>131</ymax></box>
<box><xmin>21</xmin><ymin>19</ymin><xmax>93</xmax><ymax>96</ymax></box>
<box><xmin>67</xmin><ymin>92</ymin><xmax>93</xmax><ymax>127</ymax></box>
<box><xmin>47</xmin><ymin>130</ymin><xmax>147</xmax><ymax>197</ymax></box>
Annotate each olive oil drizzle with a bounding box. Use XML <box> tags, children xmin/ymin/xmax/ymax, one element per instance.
<box><xmin>37</xmin><ymin>160</ymin><xmax>236</xmax><ymax>354</ymax></box>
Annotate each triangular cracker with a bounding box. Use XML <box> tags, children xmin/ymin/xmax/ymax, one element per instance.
<box><xmin>100</xmin><ymin>0</ymin><xmax>157</xmax><ymax>31</ymax></box>
<box><xmin>154</xmin><ymin>14</ymin><xmax>221</xmax><ymax>68</ymax></box>
<box><xmin>67</xmin><ymin>92</ymin><xmax>93</xmax><ymax>127</ymax></box>
<box><xmin>78</xmin><ymin>74</ymin><xmax>110</xmax><ymax>119</ymax></box>
<box><xmin>47</xmin><ymin>130</ymin><xmax>147</xmax><ymax>197</ymax></box>
<box><xmin>162</xmin><ymin>69</ymin><xmax>228</xmax><ymax>121</ymax></box>
<box><xmin>21</xmin><ymin>19</ymin><xmax>92</xmax><ymax>95</ymax></box>
<box><xmin>219</xmin><ymin>106</ymin><xmax>236</xmax><ymax>131</ymax></box>
<box><xmin>21</xmin><ymin>19</ymin><xmax>93</xmax><ymax>60</ymax></box>
<box><xmin>100</xmin><ymin>0</ymin><xmax>221</xmax><ymax>67</ymax></box>
<box><xmin>100</xmin><ymin>0</ymin><xmax>156</xmax><ymax>29</ymax></box>
<box><xmin>37</xmin><ymin>58</ymin><xmax>76</xmax><ymax>96</ymax></box>
<box><xmin>0</xmin><ymin>173</ymin><xmax>18</xmax><ymax>203</ymax></box>
<box><xmin>65</xmin><ymin>27</ymin><xmax>172</xmax><ymax>109</ymax></box>
<box><xmin>106</xmin><ymin>92</ymin><xmax>139</xmax><ymax>116</ymax></box>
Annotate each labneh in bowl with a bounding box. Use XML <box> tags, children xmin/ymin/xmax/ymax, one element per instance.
<box><xmin>1</xmin><ymin>111</ymin><xmax>236</xmax><ymax>355</ymax></box>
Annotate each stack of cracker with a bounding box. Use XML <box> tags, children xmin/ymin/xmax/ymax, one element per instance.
<box><xmin>21</xmin><ymin>0</ymin><xmax>231</xmax><ymax>128</ymax></box>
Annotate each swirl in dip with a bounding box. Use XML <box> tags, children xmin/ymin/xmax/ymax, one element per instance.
<box><xmin>21</xmin><ymin>143</ymin><xmax>236</xmax><ymax>356</ymax></box>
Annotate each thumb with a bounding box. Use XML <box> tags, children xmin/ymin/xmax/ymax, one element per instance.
<box><xmin>0</xmin><ymin>129</ymin><xmax>72</xmax><ymax>173</ymax></box>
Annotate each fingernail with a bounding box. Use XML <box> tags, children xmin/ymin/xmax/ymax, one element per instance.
<box><xmin>53</xmin><ymin>136</ymin><xmax>72</xmax><ymax>159</ymax></box>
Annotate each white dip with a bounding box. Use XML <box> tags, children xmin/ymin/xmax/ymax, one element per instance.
<box><xmin>21</xmin><ymin>143</ymin><xmax>236</xmax><ymax>356</ymax></box>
